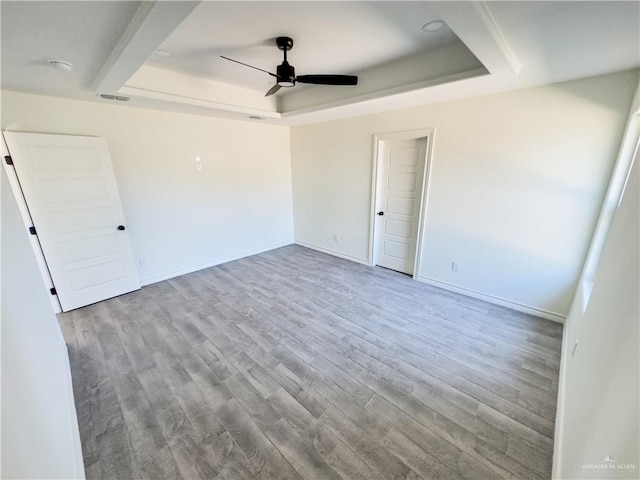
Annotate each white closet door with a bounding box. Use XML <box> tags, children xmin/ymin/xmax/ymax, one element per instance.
<box><xmin>375</xmin><ymin>137</ymin><xmax>427</xmax><ymax>275</ymax></box>
<box><xmin>4</xmin><ymin>132</ymin><xmax>140</xmax><ymax>311</ymax></box>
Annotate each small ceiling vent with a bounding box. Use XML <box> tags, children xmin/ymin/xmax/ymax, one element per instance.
<box><xmin>99</xmin><ymin>94</ymin><xmax>130</xmax><ymax>102</ymax></box>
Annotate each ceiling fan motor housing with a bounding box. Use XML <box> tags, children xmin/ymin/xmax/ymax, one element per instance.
<box><xmin>277</xmin><ymin>61</ymin><xmax>295</xmax><ymax>87</ymax></box>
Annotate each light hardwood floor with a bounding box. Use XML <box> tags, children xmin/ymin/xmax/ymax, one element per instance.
<box><xmin>58</xmin><ymin>245</ymin><xmax>563</xmax><ymax>480</ymax></box>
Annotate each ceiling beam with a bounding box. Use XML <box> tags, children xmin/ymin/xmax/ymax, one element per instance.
<box><xmin>431</xmin><ymin>1</ymin><xmax>521</xmax><ymax>76</ymax></box>
<box><xmin>92</xmin><ymin>1</ymin><xmax>200</xmax><ymax>94</ymax></box>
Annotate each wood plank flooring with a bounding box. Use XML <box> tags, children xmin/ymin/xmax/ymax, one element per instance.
<box><xmin>58</xmin><ymin>245</ymin><xmax>563</xmax><ymax>480</ymax></box>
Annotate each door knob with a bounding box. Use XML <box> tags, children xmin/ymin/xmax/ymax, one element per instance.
<box><xmin>117</xmin><ymin>225</ymin><xmax>126</xmax><ymax>231</ymax></box>
<box><xmin>377</xmin><ymin>211</ymin><xmax>384</xmax><ymax>216</ymax></box>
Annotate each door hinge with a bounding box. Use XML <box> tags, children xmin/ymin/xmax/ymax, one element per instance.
<box><xmin>50</xmin><ymin>287</ymin><xmax>57</xmax><ymax>296</ymax></box>
<box><xmin>29</xmin><ymin>226</ymin><xmax>37</xmax><ymax>235</ymax></box>
<box><xmin>4</xmin><ymin>155</ymin><xmax>13</xmax><ymax>165</ymax></box>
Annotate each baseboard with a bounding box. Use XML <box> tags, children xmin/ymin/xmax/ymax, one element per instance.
<box><xmin>140</xmin><ymin>240</ymin><xmax>293</xmax><ymax>286</ymax></box>
<box><xmin>62</xmin><ymin>343</ymin><xmax>86</xmax><ymax>479</ymax></box>
<box><xmin>294</xmin><ymin>240</ymin><xmax>370</xmax><ymax>266</ymax></box>
<box><xmin>417</xmin><ymin>275</ymin><xmax>566</xmax><ymax>323</ymax></box>
<box><xmin>551</xmin><ymin>318</ymin><xmax>572</xmax><ymax>478</ymax></box>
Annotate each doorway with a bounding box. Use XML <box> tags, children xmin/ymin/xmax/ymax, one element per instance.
<box><xmin>370</xmin><ymin>129</ymin><xmax>434</xmax><ymax>277</ymax></box>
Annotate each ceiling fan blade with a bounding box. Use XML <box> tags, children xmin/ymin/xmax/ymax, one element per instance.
<box><xmin>220</xmin><ymin>56</ymin><xmax>277</xmax><ymax>78</ymax></box>
<box><xmin>296</xmin><ymin>75</ymin><xmax>358</xmax><ymax>86</ymax></box>
<box><xmin>265</xmin><ymin>84</ymin><xmax>281</xmax><ymax>97</ymax></box>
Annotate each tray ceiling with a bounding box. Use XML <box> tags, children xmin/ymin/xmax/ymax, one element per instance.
<box><xmin>1</xmin><ymin>1</ymin><xmax>638</xmax><ymax>125</ymax></box>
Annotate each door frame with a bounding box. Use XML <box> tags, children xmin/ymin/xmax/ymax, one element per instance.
<box><xmin>368</xmin><ymin>128</ymin><xmax>435</xmax><ymax>279</ymax></box>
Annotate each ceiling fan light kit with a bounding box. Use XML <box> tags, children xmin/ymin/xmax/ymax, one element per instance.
<box><xmin>222</xmin><ymin>36</ymin><xmax>358</xmax><ymax>97</ymax></box>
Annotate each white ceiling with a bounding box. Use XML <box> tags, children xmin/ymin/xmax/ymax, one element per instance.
<box><xmin>147</xmin><ymin>2</ymin><xmax>462</xmax><ymax>94</ymax></box>
<box><xmin>1</xmin><ymin>1</ymin><xmax>639</xmax><ymax>125</ymax></box>
<box><xmin>1</xmin><ymin>1</ymin><xmax>142</xmax><ymax>97</ymax></box>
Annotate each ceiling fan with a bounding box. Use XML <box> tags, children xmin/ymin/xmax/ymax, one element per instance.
<box><xmin>221</xmin><ymin>36</ymin><xmax>358</xmax><ymax>97</ymax></box>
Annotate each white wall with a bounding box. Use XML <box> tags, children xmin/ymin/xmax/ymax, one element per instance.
<box><xmin>1</xmin><ymin>166</ymin><xmax>84</xmax><ymax>479</ymax></box>
<box><xmin>1</xmin><ymin>91</ymin><xmax>294</xmax><ymax>286</ymax></box>
<box><xmin>290</xmin><ymin>70</ymin><xmax>639</xmax><ymax>319</ymax></box>
<box><xmin>553</xmin><ymin>154</ymin><xmax>639</xmax><ymax>478</ymax></box>
<box><xmin>0</xmin><ymin>90</ymin><xmax>293</xmax><ymax>478</ymax></box>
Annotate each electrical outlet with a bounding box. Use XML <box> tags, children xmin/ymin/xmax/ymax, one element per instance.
<box><xmin>333</xmin><ymin>234</ymin><xmax>339</xmax><ymax>242</ymax></box>
<box><xmin>195</xmin><ymin>156</ymin><xmax>202</xmax><ymax>171</ymax></box>
<box><xmin>451</xmin><ymin>261</ymin><xmax>460</xmax><ymax>272</ymax></box>
<box><xmin>138</xmin><ymin>258</ymin><xmax>144</xmax><ymax>268</ymax></box>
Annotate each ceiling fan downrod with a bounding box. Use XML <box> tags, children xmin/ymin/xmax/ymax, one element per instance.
<box><xmin>276</xmin><ymin>37</ymin><xmax>295</xmax><ymax>87</ymax></box>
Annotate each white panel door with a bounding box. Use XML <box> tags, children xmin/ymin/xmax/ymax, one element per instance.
<box><xmin>375</xmin><ymin>137</ymin><xmax>427</xmax><ymax>275</ymax></box>
<box><xmin>4</xmin><ymin>132</ymin><xmax>140</xmax><ymax>311</ymax></box>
